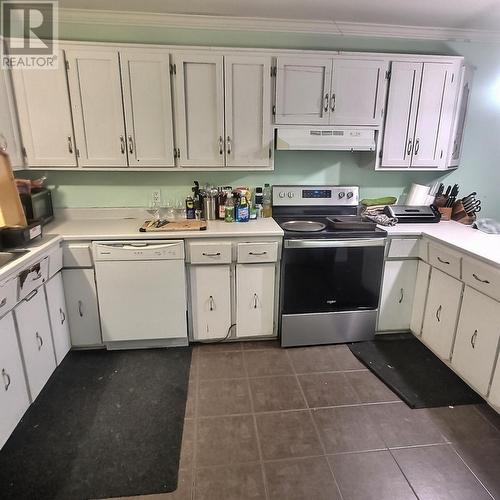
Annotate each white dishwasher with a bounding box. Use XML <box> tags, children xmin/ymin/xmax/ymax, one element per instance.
<box><xmin>93</xmin><ymin>240</ymin><xmax>188</xmax><ymax>348</ymax></box>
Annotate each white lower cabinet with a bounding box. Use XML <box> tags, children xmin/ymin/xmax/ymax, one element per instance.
<box><xmin>421</xmin><ymin>268</ymin><xmax>463</xmax><ymax>360</ymax></box>
<box><xmin>45</xmin><ymin>273</ymin><xmax>71</xmax><ymax>365</ymax></box>
<box><xmin>190</xmin><ymin>265</ymin><xmax>232</xmax><ymax>340</ymax></box>
<box><xmin>410</xmin><ymin>261</ymin><xmax>431</xmax><ymax>336</ymax></box>
<box><xmin>0</xmin><ymin>313</ymin><xmax>30</xmax><ymax>449</ymax></box>
<box><xmin>451</xmin><ymin>287</ymin><xmax>500</xmax><ymax>396</ymax></box>
<box><xmin>62</xmin><ymin>269</ymin><xmax>102</xmax><ymax>347</ymax></box>
<box><xmin>489</xmin><ymin>361</ymin><xmax>500</xmax><ymax>411</ymax></box>
<box><xmin>378</xmin><ymin>260</ymin><xmax>417</xmax><ymax>331</ymax></box>
<box><xmin>236</xmin><ymin>263</ymin><xmax>275</xmax><ymax>337</ymax></box>
<box><xmin>15</xmin><ymin>289</ymin><xmax>56</xmax><ymax>401</ymax></box>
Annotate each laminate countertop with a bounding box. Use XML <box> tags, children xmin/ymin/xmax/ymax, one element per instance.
<box><xmin>382</xmin><ymin>220</ymin><xmax>500</xmax><ymax>267</ymax></box>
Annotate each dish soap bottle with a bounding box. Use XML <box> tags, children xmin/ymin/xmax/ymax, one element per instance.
<box><xmin>236</xmin><ymin>193</ymin><xmax>249</xmax><ymax>222</ymax></box>
<box><xmin>224</xmin><ymin>192</ymin><xmax>235</xmax><ymax>222</ymax></box>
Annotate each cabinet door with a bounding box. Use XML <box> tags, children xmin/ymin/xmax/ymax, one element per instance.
<box><xmin>11</xmin><ymin>49</ymin><xmax>77</xmax><ymax>167</ymax></box>
<box><xmin>62</xmin><ymin>269</ymin><xmax>102</xmax><ymax>347</ymax></box>
<box><xmin>120</xmin><ymin>50</ymin><xmax>175</xmax><ymax>167</ymax></box>
<box><xmin>330</xmin><ymin>58</ymin><xmax>387</xmax><ymax>126</ymax></box>
<box><xmin>410</xmin><ymin>261</ymin><xmax>431</xmax><ymax>336</ymax></box>
<box><xmin>0</xmin><ymin>67</ymin><xmax>24</xmax><ymax>168</ymax></box>
<box><xmin>421</xmin><ymin>268</ymin><xmax>463</xmax><ymax>360</ymax></box>
<box><xmin>15</xmin><ymin>288</ymin><xmax>56</xmax><ymax>401</ymax></box>
<box><xmin>451</xmin><ymin>287</ymin><xmax>500</xmax><ymax>396</ymax></box>
<box><xmin>45</xmin><ymin>273</ymin><xmax>71</xmax><ymax>365</ymax></box>
<box><xmin>275</xmin><ymin>56</ymin><xmax>332</xmax><ymax>125</ymax></box>
<box><xmin>190</xmin><ymin>265</ymin><xmax>231</xmax><ymax>340</ymax></box>
<box><xmin>66</xmin><ymin>49</ymin><xmax>127</xmax><ymax>167</ymax></box>
<box><xmin>411</xmin><ymin>63</ymin><xmax>451</xmax><ymax>168</ymax></box>
<box><xmin>489</xmin><ymin>359</ymin><xmax>500</xmax><ymax>411</ymax></box>
<box><xmin>173</xmin><ymin>53</ymin><xmax>224</xmax><ymax>167</ymax></box>
<box><xmin>224</xmin><ymin>55</ymin><xmax>272</xmax><ymax>167</ymax></box>
<box><xmin>236</xmin><ymin>263</ymin><xmax>275</xmax><ymax>338</ymax></box>
<box><xmin>378</xmin><ymin>260</ymin><xmax>418</xmax><ymax>331</ymax></box>
<box><xmin>0</xmin><ymin>312</ymin><xmax>30</xmax><ymax>450</ymax></box>
<box><xmin>381</xmin><ymin>62</ymin><xmax>422</xmax><ymax>168</ymax></box>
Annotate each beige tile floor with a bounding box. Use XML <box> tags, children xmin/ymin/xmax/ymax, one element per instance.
<box><xmin>109</xmin><ymin>341</ymin><xmax>500</xmax><ymax>500</ymax></box>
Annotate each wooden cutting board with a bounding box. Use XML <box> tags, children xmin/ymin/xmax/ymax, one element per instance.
<box><xmin>139</xmin><ymin>219</ymin><xmax>207</xmax><ymax>232</ymax></box>
<box><xmin>0</xmin><ymin>152</ymin><xmax>27</xmax><ymax>228</ymax></box>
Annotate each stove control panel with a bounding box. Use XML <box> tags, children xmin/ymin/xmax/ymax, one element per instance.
<box><xmin>272</xmin><ymin>185</ymin><xmax>359</xmax><ymax>207</ymax></box>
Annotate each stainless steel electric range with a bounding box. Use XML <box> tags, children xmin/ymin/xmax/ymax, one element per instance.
<box><xmin>273</xmin><ymin>185</ymin><xmax>387</xmax><ymax>347</ymax></box>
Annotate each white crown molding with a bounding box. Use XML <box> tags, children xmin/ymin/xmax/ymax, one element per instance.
<box><xmin>59</xmin><ymin>8</ymin><xmax>500</xmax><ymax>43</ymax></box>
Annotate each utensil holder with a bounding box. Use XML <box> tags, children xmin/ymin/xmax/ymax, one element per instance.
<box><xmin>437</xmin><ymin>207</ymin><xmax>452</xmax><ymax>221</ymax></box>
<box><xmin>451</xmin><ymin>201</ymin><xmax>476</xmax><ymax>225</ymax></box>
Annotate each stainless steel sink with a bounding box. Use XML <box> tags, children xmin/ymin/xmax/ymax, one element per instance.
<box><xmin>0</xmin><ymin>250</ymin><xmax>29</xmax><ymax>269</ymax></box>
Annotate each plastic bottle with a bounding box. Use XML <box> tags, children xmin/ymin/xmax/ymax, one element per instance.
<box><xmin>236</xmin><ymin>194</ymin><xmax>249</xmax><ymax>222</ymax></box>
<box><xmin>185</xmin><ymin>196</ymin><xmax>195</xmax><ymax>219</ymax></box>
<box><xmin>224</xmin><ymin>193</ymin><xmax>235</xmax><ymax>222</ymax></box>
<box><xmin>262</xmin><ymin>183</ymin><xmax>272</xmax><ymax>218</ymax></box>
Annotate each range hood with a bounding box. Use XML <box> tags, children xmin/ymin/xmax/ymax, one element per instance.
<box><xmin>276</xmin><ymin>127</ymin><xmax>376</xmax><ymax>151</ymax></box>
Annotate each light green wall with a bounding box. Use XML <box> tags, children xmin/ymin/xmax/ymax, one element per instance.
<box><xmin>33</xmin><ymin>21</ymin><xmax>500</xmax><ymax>216</ymax></box>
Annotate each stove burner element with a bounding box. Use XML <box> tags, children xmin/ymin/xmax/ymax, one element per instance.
<box><xmin>281</xmin><ymin>220</ymin><xmax>326</xmax><ymax>232</ymax></box>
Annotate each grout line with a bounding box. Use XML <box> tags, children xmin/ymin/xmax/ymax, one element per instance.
<box><xmin>285</xmin><ymin>349</ymin><xmax>345</xmax><ymax>500</ymax></box>
<box><xmin>242</xmin><ymin>347</ymin><xmax>270</xmax><ymax>500</ymax></box>
<box><xmin>450</xmin><ymin>444</ymin><xmax>496</xmax><ymax>499</ymax></box>
<box><xmin>387</xmin><ymin>447</ymin><xmax>421</xmax><ymax>500</ymax></box>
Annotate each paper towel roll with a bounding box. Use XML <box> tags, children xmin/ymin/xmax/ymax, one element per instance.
<box><xmin>406</xmin><ymin>183</ymin><xmax>430</xmax><ymax>206</ymax></box>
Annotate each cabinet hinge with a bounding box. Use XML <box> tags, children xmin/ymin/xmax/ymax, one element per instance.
<box><xmin>269</xmin><ymin>147</ymin><xmax>272</xmax><ymax>159</ymax></box>
<box><xmin>65</xmin><ymin>60</ymin><xmax>69</xmax><ymax>71</ymax></box>
<box><xmin>378</xmin><ymin>149</ymin><xmax>383</xmax><ymax>159</ymax></box>
<box><xmin>21</xmin><ymin>146</ymin><xmax>27</xmax><ymax>158</ymax></box>
<box><xmin>173</xmin><ymin>148</ymin><xmax>177</xmax><ymax>159</ymax></box>
<box><xmin>169</xmin><ymin>63</ymin><xmax>173</xmax><ymax>75</ymax></box>
<box><xmin>76</xmin><ymin>148</ymin><xmax>80</xmax><ymax>158</ymax></box>
<box><xmin>385</xmin><ymin>70</ymin><xmax>391</xmax><ymax>80</ymax></box>
<box><xmin>271</xmin><ymin>66</ymin><xmax>277</xmax><ymax>77</ymax></box>
<box><xmin>440</xmin><ymin>149</ymin><xmax>443</xmax><ymax>159</ymax></box>
<box><xmin>451</xmin><ymin>73</ymin><xmax>455</xmax><ymax>83</ymax></box>
<box><xmin>272</xmin><ymin>105</ymin><xmax>276</xmax><ymax>116</ymax></box>
<box><xmin>173</xmin><ymin>63</ymin><xmax>176</xmax><ymax>75</ymax></box>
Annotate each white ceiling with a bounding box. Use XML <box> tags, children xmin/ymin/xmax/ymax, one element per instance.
<box><xmin>59</xmin><ymin>0</ymin><xmax>500</xmax><ymax>31</ymax></box>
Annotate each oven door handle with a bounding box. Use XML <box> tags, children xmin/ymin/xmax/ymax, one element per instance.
<box><xmin>284</xmin><ymin>238</ymin><xmax>386</xmax><ymax>249</ymax></box>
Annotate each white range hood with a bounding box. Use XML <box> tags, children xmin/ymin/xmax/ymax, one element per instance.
<box><xmin>276</xmin><ymin>127</ymin><xmax>376</xmax><ymax>151</ymax></box>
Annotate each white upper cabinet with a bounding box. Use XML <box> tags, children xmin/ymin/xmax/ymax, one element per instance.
<box><xmin>120</xmin><ymin>49</ymin><xmax>175</xmax><ymax>167</ymax></box>
<box><xmin>381</xmin><ymin>60</ymin><xmax>460</xmax><ymax>170</ymax></box>
<box><xmin>275</xmin><ymin>56</ymin><xmax>332</xmax><ymax>125</ymax></box>
<box><xmin>330</xmin><ymin>58</ymin><xmax>387</xmax><ymax>126</ymax></box>
<box><xmin>66</xmin><ymin>48</ymin><xmax>128</xmax><ymax>167</ymax></box>
<box><xmin>11</xmin><ymin>49</ymin><xmax>77</xmax><ymax>167</ymax></box>
<box><xmin>224</xmin><ymin>55</ymin><xmax>272</xmax><ymax>167</ymax></box>
<box><xmin>0</xmin><ymin>67</ymin><xmax>24</xmax><ymax>169</ymax></box>
<box><xmin>173</xmin><ymin>52</ymin><xmax>225</xmax><ymax>167</ymax></box>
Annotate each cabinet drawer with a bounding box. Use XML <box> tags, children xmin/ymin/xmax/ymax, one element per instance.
<box><xmin>189</xmin><ymin>242</ymin><xmax>232</xmax><ymax>264</ymax></box>
<box><xmin>462</xmin><ymin>258</ymin><xmax>500</xmax><ymax>302</ymax></box>
<box><xmin>237</xmin><ymin>242</ymin><xmax>278</xmax><ymax>263</ymax></box>
<box><xmin>48</xmin><ymin>245</ymin><xmax>63</xmax><ymax>278</ymax></box>
<box><xmin>428</xmin><ymin>243</ymin><xmax>461</xmax><ymax>278</ymax></box>
<box><xmin>18</xmin><ymin>256</ymin><xmax>49</xmax><ymax>300</ymax></box>
<box><xmin>0</xmin><ymin>277</ymin><xmax>17</xmax><ymax>317</ymax></box>
<box><xmin>387</xmin><ymin>238</ymin><xmax>420</xmax><ymax>259</ymax></box>
<box><xmin>63</xmin><ymin>243</ymin><xmax>93</xmax><ymax>268</ymax></box>
<box><xmin>452</xmin><ymin>286</ymin><xmax>500</xmax><ymax>396</ymax></box>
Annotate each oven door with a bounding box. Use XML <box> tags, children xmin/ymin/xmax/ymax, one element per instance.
<box><xmin>281</xmin><ymin>238</ymin><xmax>386</xmax><ymax>315</ymax></box>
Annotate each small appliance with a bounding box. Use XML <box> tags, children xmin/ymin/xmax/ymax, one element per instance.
<box><xmin>384</xmin><ymin>205</ymin><xmax>441</xmax><ymax>223</ymax></box>
<box><xmin>19</xmin><ymin>188</ymin><xmax>54</xmax><ymax>225</ymax></box>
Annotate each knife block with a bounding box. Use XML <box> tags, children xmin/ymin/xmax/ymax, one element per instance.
<box><xmin>452</xmin><ymin>201</ymin><xmax>476</xmax><ymax>225</ymax></box>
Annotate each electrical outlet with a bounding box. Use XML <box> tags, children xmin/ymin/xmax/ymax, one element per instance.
<box><xmin>152</xmin><ymin>190</ymin><xmax>161</xmax><ymax>205</ymax></box>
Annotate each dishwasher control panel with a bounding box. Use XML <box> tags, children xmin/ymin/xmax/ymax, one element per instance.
<box><xmin>93</xmin><ymin>240</ymin><xmax>185</xmax><ymax>261</ymax></box>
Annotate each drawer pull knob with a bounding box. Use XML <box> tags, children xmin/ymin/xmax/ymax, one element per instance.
<box><xmin>0</xmin><ymin>297</ymin><xmax>6</xmax><ymax>308</ymax></box>
<box><xmin>472</xmin><ymin>273</ymin><xmax>490</xmax><ymax>284</ymax></box>
<box><xmin>437</xmin><ymin>256</ymin><xmax>450</xmax><ymax>265</ymax></box>
<box><xmin>398</xmin><ymin>288</ymin><xmax>404</xmax><ymax>304</ymax></box>
<box><xmin>24</xmin><ymin>289</ymin><xmax>38</xmax><ymax>302</ymax></box>
<box><xmin>249</xmin><ymin>251</ymin><xmax>267</xmax><ymax>256</ymax></box>
<box><xmin>202</xmin><ymin>252</ymin><xmax>221</xmax><ymax>257</ymax></box>
<box><xmin>436</xmin><ymin>305</ymin><xmax>442</xmax><ymax>322</ymax></box>
<box><xmin>471</xmin><ymin>329</ymin><xmax>478</xmax><ymax>348</ymax></box>
<box><xmin>2</xmin><ymin>368</ymin><xmax>11</xmax><ymax>391</ymax></box>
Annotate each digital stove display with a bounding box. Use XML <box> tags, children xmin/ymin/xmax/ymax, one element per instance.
<box><xmin>302</xmin><ymin>189</ymin><xmax>332</xmax><ymax>199</ymax></box>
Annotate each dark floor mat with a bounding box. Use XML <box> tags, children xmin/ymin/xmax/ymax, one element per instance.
<box><xmin>0</xmin><ymin>347</ymin><xmax>192</xmax><ymax>500</ymax></box>
<box><xmin>349</xmin><ymin>333</ymin><xmax>484</xmax><ymax>409</ymax></box>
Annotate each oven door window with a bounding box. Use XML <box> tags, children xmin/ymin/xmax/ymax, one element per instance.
<box><xmin>281</xmin><ymin>245</ymin><xmax>384</xmax><ymax>314</ymax></box>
